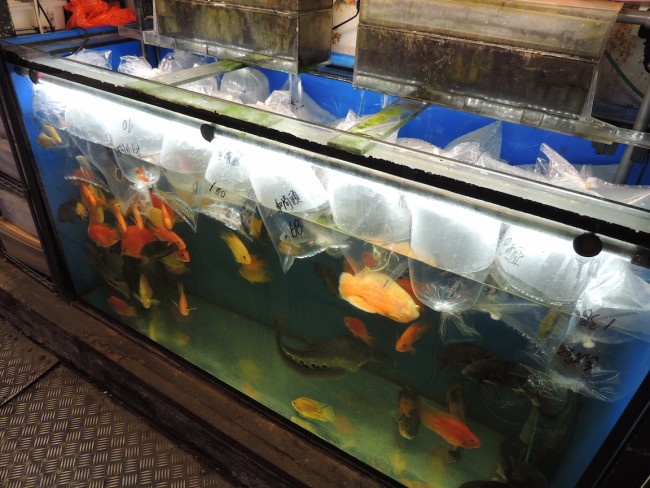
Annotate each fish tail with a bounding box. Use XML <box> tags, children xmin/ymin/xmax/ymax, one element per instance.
<box><xmin>364</xmin><ymin>336</ymin><xmax>380</xmax><ymax>349</ymax></box>
<box><xmin>323</xmin><ymin>405</ymin><xmax>336</xmax><ymax>422</ymax></box>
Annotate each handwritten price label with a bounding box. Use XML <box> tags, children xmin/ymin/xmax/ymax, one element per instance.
<box><xmin>578</xmin><ymin>309</ymin><xmax>615</xmax><ymax>331</ymax></box>
<box><xmin>289</xmin><ymin>219</ymin><xmax>303</xmax><ymax>238</ymax></box>
<box><xmin>275</xmin><ymin>190</ymin><xmax>302</xmax><ymax>212</ymax></box>
<box><xmin>498</xmin><ymin>237</ymin><xmax>525</xmax><ymax>266</ymax></box>
<box><xmin>557</xmin><ymin>343</ymin><xmax>599</xmax><ymax>373</ymax></box>
<box><xmin>208</xmin><ymin>182</ymin><xmax>227</xmax><ymax>198</ymax></box>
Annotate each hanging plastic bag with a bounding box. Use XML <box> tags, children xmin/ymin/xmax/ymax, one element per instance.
<box><xmin>157</xmin><ymin>51</ymin><xmax>218</xmax><ymax>96</ymax></box>
<box><xmin>67</xmin><ymin>48</ymin><xmax>112</xmax><ymax>69</ymax></box>
<box><xmin>220</xmin><ymin>67</ymin><xmax>270</xmax><ymax>105</ymax></box>
<box><xmin>258</xmin><ymin>204</ymin><xmax>347</xmax><ymax>273</ymax></box>
<box><xmin>65</xmin><ymin>0</ymin><xmax>136</xmax><ymax>29</ymax></box>
<box><xmin>258</xmin><ymin>74</ymin><xmax>336</xmax><ymax>125</ymax></box>
<box><xmin>118</xmin><ymin>56</ymin><xmax>158</xmax><ymax>79</ymax></box>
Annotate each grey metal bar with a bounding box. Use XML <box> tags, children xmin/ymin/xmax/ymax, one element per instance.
<box><xmin>613</xmin><ymin>85</ymin><xmax>650</xmax><ymax>184</ymax></box>
<box><xmin>618</xmin><ymin>9</ymin><xmax>650</xmax><ymax>28</ymax></box>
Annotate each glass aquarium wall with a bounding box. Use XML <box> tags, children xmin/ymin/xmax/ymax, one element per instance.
<box><xmin>4</xmin><ymin>44</ymin><xmax>650</xmax><ymax>488</ymax></box>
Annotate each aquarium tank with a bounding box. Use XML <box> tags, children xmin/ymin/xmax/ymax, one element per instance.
<box><xmin>1</xmin><ymin>28</ymin><xmax>649</xmax><ymax>488</ymax></box>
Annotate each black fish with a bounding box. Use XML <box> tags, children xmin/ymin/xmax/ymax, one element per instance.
<box><xmin>276</xmin><ymin>324</ymin><xmax>395</xmax><ymax>380</ymax></box>
<box><xmin>58</xmin><ymin>199</ymin><xmax>83</xmax><ymax>223</ymax></box>
<box><xmin>462</xmin><ymin>358</ymin><xmax>531</xmax><ymax>390</ymax></box>
<box><xmin>503</xmin><ymin>458</ymin><xmax>548</xmax><ymax>488</ymax></box>
<box><xmin>314</xmin><ymin>262</ymin><xmax>340</xmax><ymax>298</ymax></box>
<box><xmin>435</xmin><ymin>343</ymin><xmax>500</xmax><ymax>370</ymax></box>
<box><xmin>397</xmin><ymin>387</ymin><xmax>421</xmax><ymax>440</ymax></box>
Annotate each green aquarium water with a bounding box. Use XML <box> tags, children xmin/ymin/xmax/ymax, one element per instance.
<box><xmin>48</xmin><ymin>162</ymin><xmax>584</xmax><ymax>488</ymax></box>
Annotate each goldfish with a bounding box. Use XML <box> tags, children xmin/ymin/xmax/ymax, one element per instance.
<box><xmin>173</xmin><ymin>282</ymin><xmax>196</xmax><ymax>317</ymax></box>
<box><xmin>121</xmin><ymin>225</ymin><xmax>156</xmax><ymax>258</ymax></box>
<box><xmin>537</xmin><ymin>307</ymin><xmax>562</xmax><ymax>340</ymax></box>
<box><xmin>137</xmin><ymin>274</ymin><xmax>155</xmax><ymax>309</ymax></box>
<box><xmin>161</xmin><ymin>253</ymin><xmax>189</xmax><ymax>274</ymax></box>
<box><xmin>390</xmin><ymin>450</ymin><xmax>408</xmax><ymax>476</ymax></box>
<box><xmin>395</xmin><ymin>322</ymin><xmax>431</xmax><ymax>353</ymax></box>
<box><xmin>344</xmin><ymin>317</ymin><xmax>378</xmax><ymax>348</ymax></box>
<box><xmin>239</xmin><ymin>255</ymin><xmax>271</xmax><ymax>283</ymax></box>
<box><xmin>88</xmin><ymin>224</ymin><xmax>119</xmax><ymax>248</ymax></box>
<box><xmin>291</xmin><ymin>397</ymin><xmax>335</xmax><ymax>422</ymax></box>
<box><xmin>172</xmin><ymin>332</ymin><xmax>191</xmax><ymax>346</ymax></box>
<box><xmin>239</xmin><ymin>359</ymin><xmax>263</xmax><ymax>382</ymax></box>
<box><xmin>220</xmin><ymin>229</ymin><xmax>251</xmax><ymax>264</ymax></box>
<box><xmin>107</xmin><ymin>296</ymin><xmax>137</xmax><ymax>317</ymax></box>
<box><xmin>148</xmin><ymin>224</ymin><xmax>186</xmax><ymax>249</ymax></box>
<box><xmin>174</xmin><ymin>248</ymin><xmax>191</xmax><ymax>262</ymax></box>
<box><xmin>418</xmin><ymin>404</ymin><xmax>481</xmax><ymax>449</ymax></box>
<box><xmin>338</xmin><ymin>269</ymin><xmax>420</xmax><ymax>323</ymax></box>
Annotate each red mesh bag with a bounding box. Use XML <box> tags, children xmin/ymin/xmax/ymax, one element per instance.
<box><xmin>65</xmin><ymin>0</ymin><xmax>136</xmax><ymax>29</ymax></box>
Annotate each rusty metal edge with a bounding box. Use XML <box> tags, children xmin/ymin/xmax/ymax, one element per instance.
<box><xmin>0</xmin><ymin>258</ymin><xmax>400</xmax><ymax>488</ymax></box>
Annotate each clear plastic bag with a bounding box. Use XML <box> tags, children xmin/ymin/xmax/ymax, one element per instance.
<box><xmin>258</xmin><ymin>74</ymin><xmax>336</xmax><ymax>125</ymax></box>
<box><xmin>569</xmin><ymin>255</ymin><xmax>650</xmax><ymax>343</ymax></box>
<box><xmin>67</xmin><ymin>48</ymin><xmax>112</xmax><ymax>69</ymax></box>
<box><xmin>117</xmin><ymin>56</ymin><xmax>157</xmax><ymax>78</ymax></box>
<box><xmin>157</xmin><ymin>51</ymin><xmax>218</xmax><ymax>96</ymax></box>
<box><xmin>220</xmin><ymin>67</ymin><xmax>270</xmax><ymax>105</ymax></box>
<box><xmin>258</xmin><ymin>204</ymin><xmax>347</xmax><ymax>273</ymax></box>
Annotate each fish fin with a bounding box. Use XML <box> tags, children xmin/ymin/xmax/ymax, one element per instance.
<box><xmin>408</xmin><ymin>347</ymin><xmax>417</xmax><ymax>356</ymax></box>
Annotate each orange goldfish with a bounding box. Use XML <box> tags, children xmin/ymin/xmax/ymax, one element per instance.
<box><xmin>137</xmin><ymin>274</ymin><xmax>155</xmax><ymax>309</ymax></box>
<box><xmin>175</xmin><ymin>248</ymin><xmax>191</xmax><ymax>262</ymax></box>
<box><xmin>150</xmin><ymin>192</ymin><xmax>175</xmax><ymax>229</ymax></box>
<box><xmin>395</xmin><ymin>322</ymin><xmax>432</xmax><ymax>353</ymax></box>
<box><xmin>107</xmin><ymin>296</ymin><xmax>137</xmax><ymax>317</ymax></box>
<box><xmin>338</xmin><ymin>269</ymin><xmax>420</xmax><ymax>323</ymax></box>
<box><xmin>148</xmin><ymin>224</ymin><xmax>186</xmax><ymax>249</ymax></box>
<box><xmin>88</xmin><ymin>224</ymin><xmax>119</xmax><ymax>248</ymax></box>
<box><xmin>173</xmin><ymin>282</ymin><xmax>195</xmax><ymax>316</ymax></box>
<box><xmin>239</xmin><ymin>255</ymin><xmax>271</xmax><ymax>283</ymax></box>
<box><xmin>121</xmin><ymin>226</ymin><xmax>156</xmax><ymax>258</ymax></box>
<box><xmin>418</xmin><ymin>404</ymin><xmax>480</xmax><ymax>449</ymax></box>
<box><xmin>220</xmin><ymin>229</ymin><xmax>251</xmax><ymax>264</ymax></box>
<box><xmin>344</xmin><ymin>317</ymin><xmax>378</xmax><ymax>348</ymax></box>
<box><xmin>292</xmin><ymin>397</ymin><xmax>335</xmax><ymax>422</ymax></box>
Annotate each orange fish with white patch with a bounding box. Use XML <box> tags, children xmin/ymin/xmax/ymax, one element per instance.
<box><xmin>107</xmin><ymin>296</ymin><xmax>137</xmax><ymax>317</ymax></box>
<box><xmin>344</xmin><ymin>317</ymin><xmax>378</xmax><ymax>348</ymax></box>
<box><xmin>395</xmin><ymin>322</ymin><xmax>432</xmax><ymax>353</ymax></box>
<box><xmin>418</xmin><ymin>404</ymin><xmax>481</xmax><ymax>449</ymax></box>
<box><xmin>339</xmin><ymin>269</ymin><xmax>420</xmax><ymax>323</ymax></box>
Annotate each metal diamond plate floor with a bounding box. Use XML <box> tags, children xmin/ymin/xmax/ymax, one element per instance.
<box><xmin>0</xmin><ymin>322</ymin><xmax>236</xmax><ymax>488</ymax></box>
<box><xmin>0</xmin><ymin>320</ymin><xmax>57</xmax><ymax>406</ymax></box>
